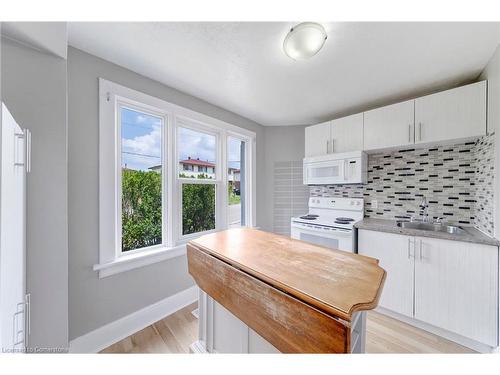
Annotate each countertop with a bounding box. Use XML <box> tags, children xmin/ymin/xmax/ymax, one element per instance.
<box><xmin>189</xmin><ymin>227</ymin><xmax>386</xmax><ymax>320</ymax></box>
<box><xmin>354</xmin><ymin>218</ymin><xmax>500</xmax><ymax>246</ymax></box>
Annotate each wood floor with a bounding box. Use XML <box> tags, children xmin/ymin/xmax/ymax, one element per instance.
<box><xmin>101</xmin><ymin>302</ymin><xmax>475</xmax><ymax>354</ymax></box>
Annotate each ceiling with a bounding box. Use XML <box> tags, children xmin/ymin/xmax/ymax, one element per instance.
<box><xmin>2</xmin><ymin>22</ymin><xmax>68</xmax><ymax>59</ymax></box>
<box><xmin>68</xmin><ymin>22</ymin><xmax>500</xmax><ymax>126</ymax></box>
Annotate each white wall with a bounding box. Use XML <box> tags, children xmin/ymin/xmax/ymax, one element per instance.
<box><xmin>67</xmin><ymin>47</ymin><xmax>266</xmax><ymax>341</ymax></box>
<box><xmin>1</xmin><ymin>37</ymin><xmax>69</xmax><ymax>350</ymax></box>
<box><xmin>263</xmin><ymin>125</ymin><xmax>307</xmax><ymax>232</ymax></box>
<box><xmin>480</xmin><ymin>44</ymin><xmax>500</xmax><ymax>239</ymax></box>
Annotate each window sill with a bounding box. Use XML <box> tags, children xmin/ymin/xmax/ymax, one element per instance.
<box><xmin>93</xmin><ymin>244</ymin><xmax>186</xmax><ymax>278</ymax></box>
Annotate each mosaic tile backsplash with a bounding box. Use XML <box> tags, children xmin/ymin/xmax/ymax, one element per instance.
<box><xmin>310</xmin><ymin>133</ymin><xmax>495</xmax><ymax>236</ymax></box>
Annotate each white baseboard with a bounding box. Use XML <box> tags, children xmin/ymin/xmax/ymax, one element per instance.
<box><xmin>69</xmin><ymin>285</ymin><xmax>199</xmax><ymax>353</ymax></box>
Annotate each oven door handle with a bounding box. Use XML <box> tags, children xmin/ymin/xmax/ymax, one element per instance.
<box><xmin>291</xmin><ymin>224</ymin><xmax>353</xmax><ymax>238</ymax></box>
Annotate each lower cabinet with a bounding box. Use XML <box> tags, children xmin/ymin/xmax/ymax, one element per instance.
<box><xmin>414</xmin><ymin>237</ymin><xmax>498</xmax><ymax>346</ymax></box>
<box><xmin>358</xmin><ymin>230</ymin><xmax>414</xmax><ymax>317</ymax></box>
<box><xmin>358</xmin><ymin>229</ymin><xmax>499</xmax><ymax>348</ymax></box>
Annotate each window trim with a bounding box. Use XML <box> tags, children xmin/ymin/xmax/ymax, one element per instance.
<box><xmin>96</xmin><ymin>78</ymin><xmax>256</xmax><ymax>278</ymax></box>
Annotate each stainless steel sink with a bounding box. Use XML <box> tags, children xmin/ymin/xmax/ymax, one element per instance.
<box><xmin>396</xmin><ymin>221</ymin><xmax>465</xmax><ymax>235</ymax></box>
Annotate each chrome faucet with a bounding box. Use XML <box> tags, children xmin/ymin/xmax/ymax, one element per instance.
<box><xmin>419</xmin><ymin>196</ymin><xmax>430</xmax><ymax>223</ymax></box>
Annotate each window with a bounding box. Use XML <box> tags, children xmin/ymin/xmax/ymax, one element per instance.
<box><xmin>227</xmin><ymin>136</ymin><xmax>246</xmax><ymax>228</ymax></box>
<box><xmin>97</xmin><ymin>78</ymin><xmax>255</xmax><ymax>277</ymax></box>
<box><xmin>177</xmin><ymin>126</ymin><xmax>217</xmax><ymax>237</ymax></box>
<box><xmin>178</xmin><ymin>127</ymin><xmax>216</xmax><ymax>180</ymax></box>
<box><xmin>120</xmin><ymin>107</ymin><xmax>164</xmax><ymax>252</ymax></box>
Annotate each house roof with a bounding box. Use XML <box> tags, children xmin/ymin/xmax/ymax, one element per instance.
<box><xmin>180</xmin><ymin>158</ymin><xmax>215</xmax><ymax>167</ymax></box>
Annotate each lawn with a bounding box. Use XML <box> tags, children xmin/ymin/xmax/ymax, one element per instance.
<box><xmin>228</xmin><ymin>192</ymin><xmax>241</xmax><ymax>205</ymax></box>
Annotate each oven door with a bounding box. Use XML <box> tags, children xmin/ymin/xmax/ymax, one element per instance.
<box><xmin>291</xmin><ymin>223</ymin><xmax>353</xmax><ymax>252</ymax></box>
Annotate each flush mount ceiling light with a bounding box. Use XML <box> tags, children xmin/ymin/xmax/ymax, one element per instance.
<box><xmin>283</xmin><ymin>22</ymin><xmax>327</xmax><ymax>60</ymax></box>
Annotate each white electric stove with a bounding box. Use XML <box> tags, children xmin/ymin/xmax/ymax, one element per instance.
<box><xmin>291</xmin><ymin>197</ymin><xmax>364</xmax><ymax>253</ymax></box>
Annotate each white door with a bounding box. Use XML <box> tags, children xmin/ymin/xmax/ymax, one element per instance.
<box><xmin>358</xmin><ymin>230</ymin><xmax>414</xmax><ymax>317</ymax></box>
<box><xmin>363</xmin><ymin>100</ymin><xmax>415</xmax><ymax>150</ymax></box>
<box><xmin>304</xmin><ymin>121</ymin><xmax>331</xmax><ymax>157</ymax></box>
<box><xmin>0</xmin><ymin>103</ymin><xmax>29</xmax><ymax>352</ymax></box>
<box><xmin>330</xmin><ymin>113</ymin><xmax>363</xmax><ymax>153</ymax></box>
<box><xmin>415</xmin><ymin>81</ymin><xmax>487</xmax><ymax>144</ymax></box>
<box><xmin>414</xmin><ymin>237</ymin><xmax>498</xmax><ymax>346</ymax></box>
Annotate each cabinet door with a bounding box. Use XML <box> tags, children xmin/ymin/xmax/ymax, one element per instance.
<box><xmin>363</xmin><ymin>100</ymin><xmax>415</xmax><ymax>150</ymax></box>
<box><xmin>331</xmin><ymin>113</ymin><xmax>363</xmax><ymax>153</ymax></box>
<box><xmin>415</xmin><ymin>81</ymin><xmax>486</xmax><ymax>144</ymax></box>
<box><xmin>358</xmin><ymin>230</ymin><xmax>414</xmax><ymax>317</ymax></box>
<box><xmin>414</xmin><ymin>237</ymin><xmax>498</xmax><ymax>346</ymax></box>
<box><xmin>304</xmin><ymin>121</ymin><xmax>331</xmax><ymax>157</ymax></box>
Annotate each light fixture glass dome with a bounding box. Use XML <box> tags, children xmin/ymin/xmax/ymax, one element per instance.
<box><xmin>283</xmin><ymin>22</ymin><xmax>327</xmax><ymax>60</ymax></box>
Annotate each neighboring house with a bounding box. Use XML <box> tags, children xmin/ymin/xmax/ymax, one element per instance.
<box><xmin>149</xmin><ymin>157</ymin><xmax>217</xmax><ymax>178</ymax></box>
<box><xmin>179</xmin><ymin>157</ymin><xmax>216</xmax><ymax>178</ymax></box>
<box><xmin>148</xmin><ymin>159</ymin><xmax>240</xmax><ymax>187</ymax></box>
<box><xmin>148</xmin><ymin>165</ymin><xmax>162</xmax><ymax>173</ymax></box>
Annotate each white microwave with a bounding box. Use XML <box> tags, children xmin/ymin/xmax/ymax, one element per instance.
<box><xmin>303</xmin><ymin>151</ymin><xmax>367</xmax><ymax>185</ymax></box>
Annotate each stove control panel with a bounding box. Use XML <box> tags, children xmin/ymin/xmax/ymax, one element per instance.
<box><xmin>308</xmin><ymin>197</ymin><xmax>363</xmax><ymax>211</ymax></box>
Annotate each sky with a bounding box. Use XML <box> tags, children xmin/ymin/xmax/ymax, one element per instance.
<box><xmin>121</xmin><ymin>107</ymin><xmax>162</xmax><ymax>171</ymax></box>
<box><xmin>121</xmin><ymin>107</ymin><xmax>243</xmax><ymax>171</ymax></box>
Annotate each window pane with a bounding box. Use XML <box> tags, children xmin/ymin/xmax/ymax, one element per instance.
<box><xmin>182</xmin><ymin>184</ymin><xmax>216</xmax><ymax>235</ymax></box>
<box><xmin>121</xmin><ymin>107</ymin><xmax>163</xmax><ymax>252</ymax></box>
<box><xmin>178</xmin><ymin>127</ymin><xmax>216</xmax><ymax>179</ymax></box>
<box><xmin>227</xmin><ymin>137</ymin><xmax>245</xmax><ymax>227</ymax></box>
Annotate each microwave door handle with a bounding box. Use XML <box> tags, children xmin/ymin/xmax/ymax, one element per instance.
<box><xmin>343</xmin><ymin>160</ymin><xmax>348</xmax><ymax>181</ymax></box>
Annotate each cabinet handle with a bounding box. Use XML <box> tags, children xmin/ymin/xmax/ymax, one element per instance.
<box><xmin>407</xmin><ymin>238</ymin><xmax>411</xmax><ymax>259</ymax></box>
<box><xmin>419</xmin><ymin>239</ymin><xmax>423</xmax><ymax>261</ymax></box>
<box><xmin>326</xmin><ymin>140</ymin><xmax>329</xmax><ymax>154</ymax></box>
<box><xmin>418</xmin><ymin>122</ymin><xmax>422</xmax><ymax>142</ymax></box>
<box><xmin>408</xmin><ymin>124</ymin><xmax>411</xmax><ymax>143</ymax></box>
<box><xmin>26</xmin><ymin>129</ymin><xmax>32</xmax><ymax>173</ymax></box>
<box><xmin>331</xmin><ymin>139</ymin><xmax>334</xmax><ymax>153</ymax></box>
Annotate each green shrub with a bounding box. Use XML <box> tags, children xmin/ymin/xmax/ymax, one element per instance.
<box><xmin>121</xmin><ymin>169</ymin><xmax>162</xmax><ymax>251</ymax></box>
<box><xmin>182</xmin><ymin>184</ymin><xmax>215</xmax><ymax>235</ymax></box>
<box><xmin>121</xmin><ymin>169</ymin><xmax>216</xmax><ymax>250</ymax></box>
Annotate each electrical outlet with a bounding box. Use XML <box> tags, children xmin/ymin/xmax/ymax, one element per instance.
<box><xmin>371</xmin><ymin>200</ymin><xmax>378</xmax><ymax>210</ymax></box>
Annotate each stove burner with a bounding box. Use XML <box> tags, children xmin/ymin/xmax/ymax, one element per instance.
<box><xmin>300</xmin><ymin>214</ymin><xmax>319</xmax><ymax>220</ymax></box>
<box><xmin>336</xmin><ymin>217</ymin><xmax>355</xmax><ymax>222</ymax></box>
<box><xmin>334</xmin><ymin>220</ymin><xmax>351</xmax><ymax>225</ymax></box>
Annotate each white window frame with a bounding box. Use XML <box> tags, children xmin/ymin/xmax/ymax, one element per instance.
<box><xmin>95</xmin><ymin>78</ymin><xmax>256</xmax><ymax>278</ymax></box>
<box><xmin>175</xmin><ymin>119</ymin><xmax>220</xmax><ymax>241</ymax></box>
<box><xmin>116</xmin><ymin>102</ymin><xmax>167</xmax><ymax>257</ymax></box>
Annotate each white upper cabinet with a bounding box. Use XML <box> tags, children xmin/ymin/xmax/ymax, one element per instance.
<box><xmin>415</xmin><ymin>81</ymin><xmax>487</xmax><ymax>144</ymax></box>
<box><xmin>305</xmin><ymin>81</ymin><xmax>487</xmax><ymax>156</ymax></box>
<box><xmin>304</xmin><ymin>121</ymin><xmax>331</xmax><ymax>157</ymax></box>
<box><xmin>330</xmin><ymin>113</ymin><xmax>364</xmax><ymax>153</ymax></box>
<box><xmin>363</xmin><ymin>100</ymin><xmax>415</xmax><ymax>150</ymax></box>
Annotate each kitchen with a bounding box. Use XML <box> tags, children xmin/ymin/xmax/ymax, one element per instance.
<box><xmin>1</xmin><ymin>10</ymin><xmax>500</xmax><ymax>373</ymax></box>
<box><xmin>190</xmin><ymin>79</ymin><xmax>499</xmax><ymax>354</ymax></box>
<box><xmin>294</xmin><ymin>80</ymin><xmax>498</xmax><ymax>352</ymax></box>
